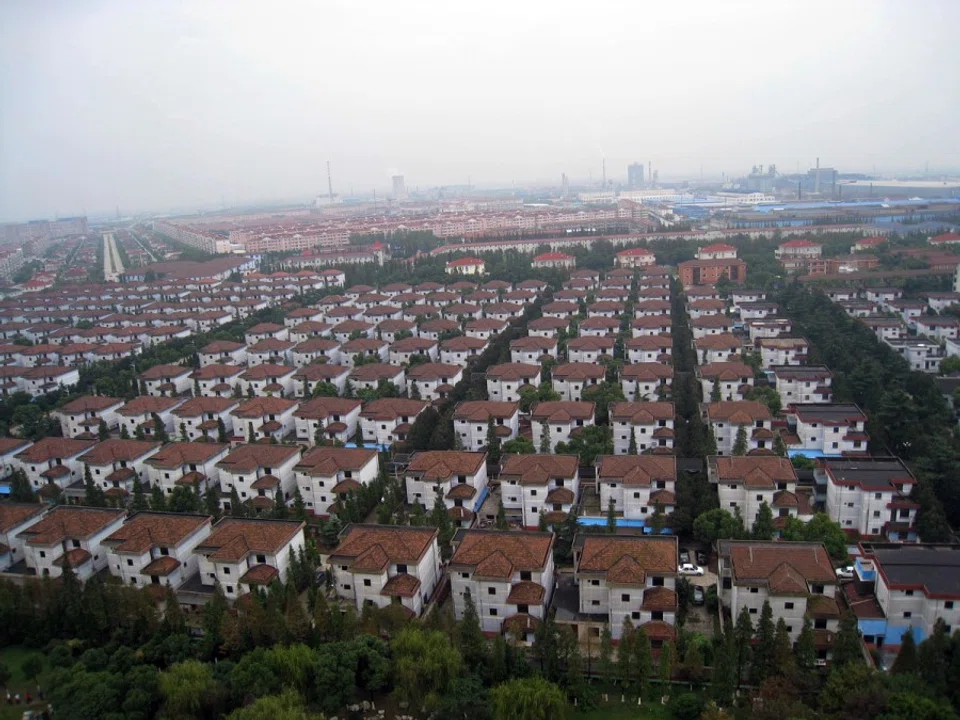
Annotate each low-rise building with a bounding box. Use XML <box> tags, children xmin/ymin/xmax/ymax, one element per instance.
<box><xmin>191</xmin><ymin>364</ymin><xmax>245</xmax><ymax>397</ymax></box>
<box><xmin>786</xmin><ymin>403</ymin><xmax>869</xmax><ymax>456</ymax></box>
<box><xmin>626</xmin><ymin>335</ymin><xmax>673</xmax><ymax>364</ymax></box>
<box><xmin>17</xmin><ymin>505</ymin><xmax>126</xmax><ymax>580</ymax></box>
<box><xmin>615</xmin><ymin>247</ymin><xmax>656</xmax><ymax>268</ymax></box>
<box><xmin>450</xmin><ymin>529</ymin><xmax>556</xmax><ymax>641</ymax></box>
<box><xmin>0</xmin><ymin>503</ymin><xmax>47</xmax><ymax>571</ymax></box>
<box><xmin>139</xmin><ymin>364</ymin><xmax>193</xmax><ymax>396</ymax></box>
<box><xmin>510</xmin><ymin>336</ymin><xmax>559</xmax><ymax>364</ymax></box>
<box><xmin>551</xmin><ymin>363</ymin><xmax>606</xmax><ymax>402</ymax></box>
<box><xmin>193</xmin><ymin>517</ymin><xmax>305</xmax><ymax>599</ymax></box>
<box><xmin>531</xmin><ymin>401</ymin><xmax>596</xmax><ymax>451</ymax></box>
<box><xmin>230</xmin><ymin>397</ymin><xmax>298</xmax><ymax>442</ymax></box>
<box><xmin>620</xmin><ymin>363</ymin><xmax>673</xmax><ymax>402</ymax></box>
<box><xmin>574</xmin><ymin>534</ymin><xmax>678</xmax><ymax>641</ymax></box>
<box><xmin>440</xmin><ymin>336</ymin><xmax>489</xmax><ymax>366</ymax></box>
<box><xmin>567</xmin><ymin>336</ymin><xmax>616</xmax><ymax>364</ymax></box>
<box><xmin>694</xmin><ymin>333</ymin><xmax>742</xmax><ymax>364</ymax></box>
<box><xmin>404</xmin><ymin>451</ymin><xmax>489</xmax><ymax>524</ymax></box>
<box><xmin>708</xmin><ymin>455</ymin><xmax>801</xmax><ymax>528</ymax></box>
<box><xmin>500</xmin><ymin>454</ymin><xmax>579</xmax><ymax>528</ymax></box>
<box><xmin>78</xmin><ymin>439</ymin><xmax>162</xmax><ymax>501</ymax></box>
<box><xmin>631</xmin><ymin>316</ymin><xmax>672</xmax><ymax>337</ymax></box>
<box><xmin>701</xmin><ymin>401</ymin><xmax>774</xmax><ymax>455</ymax></box>
<box><xmin>696</xmin><ymin>362</ymin><xmax>754</xmax><ymax>402</ymax></box>
<box><xmin>116</xmin><ymin>396</ymin><xmax>186</xmax><ymax>440</ymax></box>
<box><xmin>453</xmin><ymin>401</ymin><xmax>520</xmax><ymax>451</ymax></box>
<box><xmin>104</xmin><ymin>511</ymin><xmax>212</xmax><ymax>590</ymax></box>
<box><xmin>239</xmin><ymin>363</ymin><xmax>297</xmax><ymax>397</ymax></box>
<box><xmin>172</xmin><ymin>397</ymin><xmax>239</xmax><ymax>441</ymax></box>
<box><xmin>293</xmin><ymin>396</ymin><xmax>362</xmax><ymax>444</ymax></box>
<box><xmin>330</xmin><ymin>524</ymin><xmax>441</xmax><ymax>616</ymax></box>
<box><xmin>486</xmin><ymin>363</ymin><xmax>541</xmax><ymax>402</ymax></box>
<box><xmin>294</xmin><ymin>446</ymin><xmax>379</xmax><ymax>517</ymax></box>
<box><xmin>216</xmin><ymin>444</ymin><xmax>302</xmax><ymax>515</ymax></box>
<box><xmin>609</xmin><ymin>401</ymin><xmax>675</xmax><ymax>454</ymax></box>
<box><xmin>757</xmin><ymin>337</ymin><xmax>808</xmax><ymax>368</ymax></box>
<box><xmin>772</xmin><ymin>365</ymin><xmax>833</xmax><ymax>405</ymax></box>
<box><xmin>718</xmin><ymin>540</ymin><xmax>840</xmax><ymax>649</ymax></box>
<box><xmin>406</xmin><ymin>362</ymin><xmax>463</xmax><ymax>401</ymax></box>
<box><xmin>56</xmin><ymin>396</ymin><xmax>124</xmax><ymax>439</ymax></box>
<box><xmin>915</xmin><ymin>316</ymin><xmax>960</xmax><ymax>342</ymax></box>
<box><xmin>597</xmin><ymin>455</ymin><xmax>676</xmax><ymax>521</ymax></box>
<box><xmin>821</xmin><ymin>457</ymin><xmax>918</xmax><ymax>541</ymax></box>
<box><xmin>885</xmin><ymin>337</ymin><xmax>943</xmax><ymax>373</ymax></box>
<box><xmin>359</xmin><ymin>398</ymin><xmax>429</xmax><ymax>447</ymax></box>
<box><xmin>145</xmin><ymin>442</ymin><xmax>231</xmax><ymax>496</ymax></box>
<box><xmin>348</xmin><ymin>363</ymin><xmax>406</xmax><ymax>394</ymax></box>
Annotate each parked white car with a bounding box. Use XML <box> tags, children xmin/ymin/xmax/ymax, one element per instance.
<box><xmin>835</xmin><ymin>565</ymin><xmax>855</xmax><ymax>580</ymax></box>
<box><xmin>679</xmin><ymin>563</ymin><xmax>705</xmax><ymax>576</ymax></box>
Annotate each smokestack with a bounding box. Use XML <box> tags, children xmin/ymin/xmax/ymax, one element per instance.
<box><xmin>327</xmin><ymin>160</ymin><xmax>334</xmax><ymax>201</ymax></box>
<box><xmin>815</xmin><ymin>157</ymin><xmax>820</xmax><ymax>194</ymax></box>
<box><xmin>648</xmin><ymin>161</ymin><xmax>652</xmax><ymax>184</ymax></box>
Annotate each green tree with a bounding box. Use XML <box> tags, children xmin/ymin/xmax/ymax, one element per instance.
<box><xmin>290</xmin><ymin>487</ymin><xmax>307</xmax><ymax>521</ymax></box>
<box><xmin>217</xmin><ymin>417</ymin><xmax>228</xmax><ymax>443</ymax></box>
<box><xmin>773</xmin><ymin>431</ymin><xmax>787</xmax><ymax>457</ymax></box>
<box><xmin>539</xmin><ymin>422</ymin><xmax>552</xmax><ymax>454</ymax></box>
<box><xmin>751</xmin><ymin>600</ymin><xmax>776</xmax><ymax>684</ymax></box>
<box><xmin>486</xmin><ymin>417</ymin><xmax>502</xmax><ymax>465</ymax></box>
<box><xmin>605</xmin><ymin>496</ymin><xmax>617</xmax><ymax>534</ymax></box>
<box><xmin>692</xmin><ymin>508</ymin><xmax>743</xmax><ymax>544</ymax></box>
<box><xmin>83</xmin><ymin>463</ymin><xmax>107</xmax><ymax>507</ymax></box>
<box><xmin>732</xmin><ymin>425</ymin><xmax>748</xmax><ymax>456</ymax></box>
<box><xmin>751</xmin><ymin>502</ymin><xmax>775</xmax><ymax>541</ymax></box>
<box><xmin>120</xmin><ymin>424</ymin><xmax>131</xmax><ymax>439</ymax></box>
<box><xmin>710</xmin><ymin>631</ymin><xmax>738</xmax><ymax>705</ymax></box>
<box><xmin>831</xmin><ymin>610</ymin><xmax>864</xmax><ymax>670</ymax></box>
<box><xmin>891</xmin><ymin>627</ymin><xmax>918</xmax><ymax>675</ymax></box>
<box><xmin>159</xmin><ymin>659</ymin><xmax>218</xmax><ymax>719</ymax></box>
<box><xmin>131</xmin><ymin>474</ymin><xmax>149</xmax><ymax>512</ymax></box>
<box><xmin>272</xmin><ymin>486</ymin><xmax>288</xmax><ymax>519</ymax></box>
<box><xmin>628</xmin><ymin>429</ymin><xmax>638</xmax><ymax>455</ymax></box>
<box><xmin>490</xmin><ymin>676</ymin><xmax>567</xmax><ymax>720</ymax></box>
<box><xmin>659</xmin><ymin>640</ymin><xmax>674</xmax><ymax>683</ymax></box>
<box><xmin>151</xmin><ymin>483</ymin><xmax>168</xmax><ymax>511</ymax></box>
<box><xmin>430</xmin><ymin>487</ymin><xmax>455</xmax><ymax>556</ymax></box>
<box><xmin>495</xmin><ymin>497</ymin><xmax>508</xmax><ymax>529</ymax></box>
<box><xmin>204</xmin><ymin>485</ymin><xmax>222</xmax><ymax>520</ymax></box>
<box><xmin>502</xmin><ymin>437</ymin><xmax>535</xmax><ymax>454</ymax></box>
<box><xmin>733</xmin><ymin>606</ymin><xmax>754</xmax><ymax>685</ymax></box>
<box><xmin>152</xmin><ymin>413</ymin><xmax>169</xmax><ymax>442</ymax></box>
<box><xmin>226</xmin><ymin>688</ymin><xmax>307</xmax><ymax>720</ymax></box>
<box><xmin>391</xmin><ymin>627</ymin><xmax>463</xmax><ymax>711</ymax></box>
<box><xmin>795</xmin><ymin>616</ymin><xmax>817</xmax><ymax>673</ymax></box>
<box><xmin>772</xmin><ymin>618</ymin><xmax>794</xmax><ymax>678</ymax></box>
<box><xmin>7</xmin><ymin>468</ymin><xmax>37</xmax><ymax>503</ymax></box>
<box><xmin>710</xmin><ymin>378</ymin><xmax>721</xmax><ymax>402</ymax></box>
<box><xmin>581</xmin><ymin>380</ymin><xmax>625</xmax><ymax>424</ymax></box>
<box><xmin>20</xmin><ymin>653</ymin><xmax>43</xmax><ymax>683</ymax></box>
<box><xmin>617</xmin><ymin>617</ymin><xmax>635</xmax><ymax>687</ymax></box>
<box><xmin>554</xmin><ymin>424</ymin><xmax>613</xmax><ymax>465</ymax></box>
<box><xmin>459</xmin><ymin>592</ymin><xmax>489</xmax><ymax>674</ymax></box>
<box><xmin>98</xmin><ymin>419</ymin><xmax>109</xmax><ymax>441</ymax></box>
<box><xmin>633</xmin><ymin>626</ymin><xmax>653</xmax><ymax>697</ymax></box>
<box><xmin>598</xmin><ymin>626</ymin><xmax>614</xmax><ymax>680</ymax></box>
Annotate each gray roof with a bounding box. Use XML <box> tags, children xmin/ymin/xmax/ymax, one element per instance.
<box><xmin>868</xmin><ymin>544</ymin><xmax>960</xmax><ymax>597</ymax></box>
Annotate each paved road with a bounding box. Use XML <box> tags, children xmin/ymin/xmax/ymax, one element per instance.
<box><xmin>103</xmin><ymin>232</ymin><xmax>124</xmax><ymax>281</ymax></box>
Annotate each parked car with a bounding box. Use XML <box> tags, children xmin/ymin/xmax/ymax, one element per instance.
<box><xmin>679</xmin><ymin>563</ymin><xmax>705</xmax><ymax>576</ymax></box>
<box><xmin>835</xmin><ymin>565</ymin><xmax>855</xmax><ymax>580</ymax></box>
<box><xmin>679</xmin><ymin>550</ymin><xmax>691</xmax><ymax>564</ymax></box>
<box><xmin>693</xmin><ymin>585</ymin><xmax>705</xmax><ymax>605</ymax></box>
<box><xmin>697</xmin><ymin>551</ymin><xmax>708</xmax><ymax>566</ymax></box>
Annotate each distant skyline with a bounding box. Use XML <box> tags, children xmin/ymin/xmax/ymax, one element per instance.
<box><xmin>2</xmin><ymin>1</ymin><xmax>959</xmax><ymax>221</ymax></box>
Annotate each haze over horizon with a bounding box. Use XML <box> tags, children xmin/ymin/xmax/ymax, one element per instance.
<box><xmin>2</xmin><ymin>0</ymin><xmax>959</xmax><ymax>221</ymax></box>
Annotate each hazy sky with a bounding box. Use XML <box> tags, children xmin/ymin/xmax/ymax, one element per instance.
<box><xmin>2</xmin><ymin>0</ymin><xmax>959</xmax><ymax>220</ymax></box>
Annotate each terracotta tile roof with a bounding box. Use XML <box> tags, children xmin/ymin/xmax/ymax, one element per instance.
<box><xmin>18</xmin><ymin>506</ymin><xmax>125</xmax><ymax>545</ymax></box>
<box><xmin>0</xmin><ymin>437</ymin><xmax>31</xmax><ymax>456</ymax></box>
<box><xmin>293</xmin><ymin>396</ymin><xmax>362</xmax><ymax>420</ymax></box>
<box><xmin>240</xmin><ymin>364</ymin><xmax>296</xmax><ymax>381</ymax></box>
<box><xmin>0</xmin><ymin>503</ymin><xmax>46</xmax><ymax>533</ymax></box>
<box><xmin>502</xmin><ymin>613</ymin><xmax>541</xmax><ymax>635</ymax></box>
<box><xmin>453</xmin><ymin>401</ymin><xmax>519</xmax><ymax>422</ymax></box>
<box><xmin>141</xmin><ymin>556</ymin><xmax>181</xmax><ymax>577</ymax></box>
<box><xmin>625</xmin><ymin>336</ymin><xmax>673</xmax><ymax>351</ymax></box>
<box><xmin>406</xmin><ymin>362</ymin><xmax>462</xmax><ymax>380</ymax></box>
<box><xmin>507</xmin><ymin>581</ymin><xmax>546</xmax><ymax>604</ymax></box>
<box><xmin>79</xmin><ymin>439</ymin><xmax>161</xmax><ymax>465</ymax></box>
<box><xmin>232</xmin><ymin>397</ymin><xmax>297</xmax><ymax>418</ymax></box>
<box><xmin>381</xmin><ymin>573</ymin><xmax>421</xmax><ymax>598</ymax></box>
<box><xmin>116</xmin><ymin>396</ymin><xmax>184</xmax><ymax>416</ymax></box>
<box><xmin>450</xmin><ymin>530</ymin><xmax>553</xmax><ymax>577</ymax></box>
<box><xmin>552</xmin><ymin>362</ymin><xmax>606</xmax><ymax>381</ymax></box>
<box><xmin>486</xmin><ymin>362</ymin><xmax>541</xmax><ymax>381</ymax></box>
<box><xmin>609</xmin><ymin>401</ymin><xmax>674</xmax><ymax>424</ymax></box>
<box><xmin>806</xmin><ymin>594</ymin><xmax>841</xmax><ymax>618</ymax></box>
<box><xmin>500</xmin><ymin>454</ymin><xmax>579</xmax><ymax>485</ymax></box>
<box><xmin>697</xmin><ymin>362</ymin><xmax>754</xmax><ymax>381</ymax></box>
<box><xmin>138</xmin><ymin>364</ymin><xmax>191</xmax><ymax>380</ymax></box>
<box><xmin>247</xmin><ymin>338</ymin><xmax>295</xmax><ymax>352</ymax></box>
<box><xmin>510</xmin><ymin>336</ymin><xmax>558</xmax><ymax>351</ymax></box>
<box><xmin>531</xmin><ymin>401</ymin><xmax>595</xmax><ymax>423</ymax></box>
<box><xmin>295</xmin><ymin>446</ymin><xmax>378</xmax><ymax>476</ymax></box>
<box><xmin>545</xmin><ymin>487</ymin><xmax>575</xmax><ymax>504</ymax></box>
<box><xmin>407</xmin><ymin>450</ymin><xmax>486</xmax><ymax>480</ymax></box>
<box><xmin>331</xmin><ymin>478</ymin><xmax>362</xmax><ymax>494</ymax></box>
<box><xmin>359</xmin><ymin>398</ymin><xmax>428</xmax><ymax>421</ymax></box>
<box><xmin>640</xmin><ymin>620</ymin><xmax>676</xmax><ymax>641</ymax></box>
<box><xmin>15</xmin><ymin>437</ymin><xmax>97</xmax><ymax>463</ymax></box>
<box><xmin>172</xmin><ymin>397</ymin><xmax>240</xmax><ymax>417</ymax></box>
<box><xmin>196</xmin><ymin>518</ymin><xmax>304</xmax><ymax>561</ymax></box>
<box><xmin>216</xmin><ymin>444</ymin><xmax>300</xmax><ymax>473</ymax></box>
<box><xmin>642</xmin><ymin>586</ymin><xmax>678</xmax><ymax>611</ymax></box>
<box><xmin>240</xmin><ymin>564</ymin><xmax>280</xmax><ymax>585</ymax></box>
<box><xmin>440</xmin><ymin>336</ymin><xmax>488</xmax><ymax>352</ymax></box>
<box><xmin>577</xmin><ymin>536</ymin><xmax>678</xmax><ymax>580</ymax></box>
<box><xmin>104</xmin><ymin>511</ymin><xmax>211</xmax><ymax>553</ymax></box>
<box><xmin>54</xmin><ymin>547</ymin><xmax>93</xmax><ymax>568</ymax></box>
<box><xmin>58</xmin><ymin>396</ymin><xmax>123</xmax><ymax>413</ymax></box>
<box><xmin>597</xmin><ymin>455</ymin><xmax>676</xmax><ymax>487</ymax></box>
<box><xmin>348</xmin><ymin>363</ymin><xmax>404</xmax><ymax>382</ymax></box>
<box><xmin>711</xmin><ymin>456</ymin><xmax>797</xmax><ymax>488</ymax></box>
<box><xmin>293</xmin><ymin>363</ymin><xmax>351</xmax><ymax>381</ymax></box>
<box><xmin>705</xmin><ymin>401</ymin><xmax>772</xmax><ymax>423</ymax></box>
<box><xmin>330</xmin><ymin>525</ymin><xmax>438</xmax><ymax>571</ymax></box>
<box><xmin>726</xmin><ymin>541</ymin><xmax>836</xmax><ymax>593</ymax></box>
<box><xmin>567</xmin><ymin>336</ymin><xmax>616</xmax><ymax>351</ymax></box>
<box><xmin>694</xmin><ymin>333</ymin><xmax>741</xmax><ymax>351</ymax></box>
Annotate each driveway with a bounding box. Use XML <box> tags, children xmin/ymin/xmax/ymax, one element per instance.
<box><xmin>680</xmin><ymin>569</ymin><xmax>718</xmax><ymax>638</ymax></box>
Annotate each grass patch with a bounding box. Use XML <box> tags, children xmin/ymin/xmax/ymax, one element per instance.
<box><xmin>576</xmin><ymin>698</ymin><xmax>670</xmax><ymax>720</ymax></box>
<box><xmin>0</xmin><ymin>646</ymin><xmax>48</xmax><ymax>720</ymax></box>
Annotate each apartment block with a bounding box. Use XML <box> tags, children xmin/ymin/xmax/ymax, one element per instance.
<box><xmin>499</xmin><ymin>454</ymin><xmax>579</xmax><ymax>528</ymax></box>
